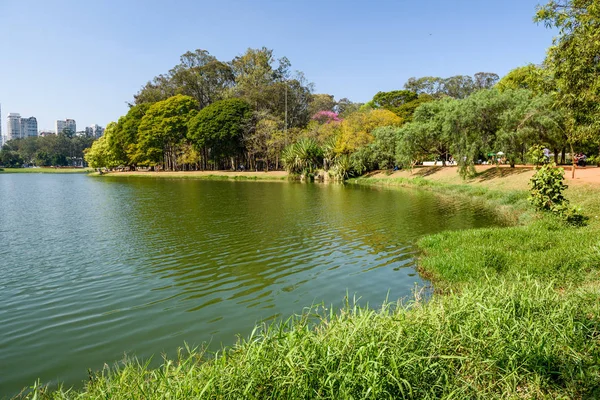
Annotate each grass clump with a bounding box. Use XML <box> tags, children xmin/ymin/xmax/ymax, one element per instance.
<box><xmin>418</xmin><ymin>217</ymin><xmax>600</xmax><ymax>289</ymax></box>
<box><xmin>24</xmin><ymin>279</ymin><xmax>600</xmax><ymax>399</ymax></box>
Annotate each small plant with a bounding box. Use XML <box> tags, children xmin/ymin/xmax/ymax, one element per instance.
<box><xmin>281</xmin><ymin>138</ymin><xmax>323</xmax><ymax>176</ymax></box>
<box><xmin>330</xmin><ymin>154</ymin><xmax>354</xmax><ymax>180</ymax></box>
<box><xmin>528</xmin><ymin>163</ymin><xmax>587</xmax><ymax>225</ymax></box>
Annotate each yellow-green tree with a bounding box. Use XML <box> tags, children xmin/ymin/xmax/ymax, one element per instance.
<box><xmin>336</xmin><ymin>109</ymin><xmax>402</xmax><ymax>154</ymax></box>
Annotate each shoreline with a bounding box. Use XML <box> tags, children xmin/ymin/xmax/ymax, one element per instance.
<box><xmin>91</xmin><ymin>164</ymin><xmax>600</xmax><ymax>186</ymax></box>
<box><xmin>92</xmin><ymin>170</ymin><xmax>289</xmax><ymax>181</ymax></box>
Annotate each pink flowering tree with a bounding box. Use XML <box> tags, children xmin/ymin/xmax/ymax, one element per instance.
<box><xmin>311</xmin><ymin>110</ymin><xmax>341</xmax><ymax>124</ymax></box>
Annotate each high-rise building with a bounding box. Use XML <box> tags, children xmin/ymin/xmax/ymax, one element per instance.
<box><xmin>85</xmin><ymin>124</ymin><xmax>105</xmax><ymax>139</ymax></box>
<box><xmin>6</xmin><ymin>114</ymin><xmax>38</xmax><ymax>141</ymax></box>
<box><xmin>20</xmin><ymin>117</ymin><xmax>38</xmax><ymax>137</ymax></box>
<box><xmin>92</xmin><ymin>124</ymin><xmax>104</xmax><ymax>139</ymax></box>
<box><xmin>55</xmin><ymin>118</ymin><xmax>76</xmax><ymax>135</ymax></box>
<box><xmin>0</xmin><ymin>104</ymin><xmax>3</xmax><ymax>148</ymax></box>
<box><xmin>7</xmin><ymin>113</ymin><xmax>22</xmax><ymax>141</ymax></box>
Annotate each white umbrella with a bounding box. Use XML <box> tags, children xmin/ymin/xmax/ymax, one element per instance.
<box><xmin>496</xmin><ymin>151</ymin><xmax>505</xmax><ymax>155</ymax></box>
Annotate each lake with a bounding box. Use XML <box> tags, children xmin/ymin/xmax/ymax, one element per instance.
<box><xmin>0</xmin><ymin>174</ymin><xmax>504</xmax><ymax>396</ymax></box>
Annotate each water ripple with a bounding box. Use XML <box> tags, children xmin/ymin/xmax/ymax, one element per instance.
<box><xmin>0</xmin><ymin>175</ymin><xmax>505</xmax><ymax>396</ymax></box>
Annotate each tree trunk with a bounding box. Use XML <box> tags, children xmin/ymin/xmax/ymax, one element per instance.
<box><xmin>561</xmin><ymin>148</ymin><xmax>566</xmax><ymax>165</ymax></box>
<box><xmin>553</xmin><ymin>148</ymin><xmax>559</xmax><ymax>165</ymax></box>
<box><xmin>570</xmin><ymin>142</ymin><xmax>576</xmax><ymax>179</ymax></box>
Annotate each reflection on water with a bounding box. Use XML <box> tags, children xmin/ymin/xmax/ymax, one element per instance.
<box><xmin>0</xmin><ymin>175</ymin><xmax>504</xmax><ymax>396</ymax></box>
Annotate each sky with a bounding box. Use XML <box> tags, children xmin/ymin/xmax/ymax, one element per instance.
<box><xmin>0</xmin><ymin>0</ymin><xmax>556</xmax><ymax>132</ymax></box>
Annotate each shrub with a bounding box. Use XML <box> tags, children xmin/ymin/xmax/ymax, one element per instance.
<box><xmin>528</xmin><ymin>164</ymin><xmax>587</xmax><ymax>225</ymax></box>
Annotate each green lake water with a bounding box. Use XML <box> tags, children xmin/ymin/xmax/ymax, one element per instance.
<box><xmin>0</xmin><ymin>174</ymin><xmax>504</xmax><ymax>396</ymax></box>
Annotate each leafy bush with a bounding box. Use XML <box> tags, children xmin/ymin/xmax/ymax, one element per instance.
<box><xmin>528</xmin><ymin>164</ymin><xmax>587</xmax><ymax>225</ymax></box>
<box><xmin>281</xmin><ymin>138</ymin><xmax>323</xmax><ymax>175</ymax></box>
<box><xmin>330</xmin><ymin>154</ymin><xmax>354</xmax><ymax>180</ymax></box>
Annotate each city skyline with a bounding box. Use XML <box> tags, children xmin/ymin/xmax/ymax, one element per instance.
<box><xmin>0</xmin><ymin>0</ymin><xmax>557</xmax><ymax>132</ymax></box>
<box><xmin>0</xmin><ymin>110</ymin><xmax>105</xmax><ymax>147</ymax></box>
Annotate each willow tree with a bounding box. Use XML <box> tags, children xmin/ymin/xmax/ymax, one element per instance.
<box><xmin>397</xmin><ymin>98</ymin><xmax>458</xmax><ymax>168</ymax></box>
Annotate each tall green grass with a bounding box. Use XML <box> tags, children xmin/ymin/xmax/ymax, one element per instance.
<box><xmin>418</xmin><ymin>217</ymin><xmax>600</xmax><ymax>290</ymax></box>
<box><xmin>24</xmin><ymin>279</ymin><xmax>600</xmax><ymax>399</ymax></box>
<box><xmin>349</xmin><ymin>175</ymin><xmax>532</xmax><ymax>225</ymax></box>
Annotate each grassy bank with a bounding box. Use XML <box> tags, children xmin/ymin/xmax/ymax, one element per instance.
<box><xmin>0</xmin><ymin>168</ymin><xmax>92</xmax><ymax>174</ymax></box>
<box><xmin>21</xmin><ymin>168</ymin><xmax>600</xmax><ymax>399</ymax></box>
<box><xmin>24</xmin><ymin>279</ymin><xmax>600</xmax><ymax>399</ymax></box>
<box><xmin>93</xmin><ymin>170</ymin><xmax>288</xmax><ymax>181</ymax></box>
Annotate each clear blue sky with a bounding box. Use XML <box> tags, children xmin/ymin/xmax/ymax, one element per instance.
<box><xmin>0</xmin><ymin>0</ymin><xmax>555</xmax><ymax>131</ymax></box>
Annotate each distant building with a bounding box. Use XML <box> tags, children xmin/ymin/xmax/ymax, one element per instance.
<box><xmin>91</xmin><ymin>124</ymin><xmax>104</xmax><ymax>139</ymax></box>
<box><xmin>0</xmin><ymin>104</ymin><xmax>3</xmax><ymax>147</ymax></box>
<box><xmin>39</xmin><ymin>131</ymin><xmax>55</xmax><ymax>137</ymax></box>
<box><xmin>84</xmin><ymin>124</ymin><xmax>105</xmax><ymax>139</ymax></box>
<box><xmin>7</xmin><ymin>113</ymin><xmax>22</xmax><ymax>141</ymax></box>
<box><xmin>20</xmin><ymin>117</ymin><xmax>38</xmax><ymax>137</ymax></box>
<box><xmin>55</xmin><ymin>118</ymin><xmax>76</xmax><ymax>135</ymax></box>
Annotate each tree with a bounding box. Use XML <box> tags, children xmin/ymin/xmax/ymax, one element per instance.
<box><xmin>137</xmin><ymin>95</ymin><xmax>199</xmax><ymax>170</ymax></box>
<box><xmin>187</xmin><ymin>98</ymin><xmax>251</xmax><ymax>169</ymax></box>
<box><xmin>496</xmin><ymin>64</ymin><xmax>554</xmax><ymax>95</ymax></box>
<box><xmin>134</xmin><ymin>74</ymin><xmax>176</xmax><ymax>105</ymax></box>
<box><xmin>442</xmin><ymin>75</ymin><xmax>475</xmax><ymax>99</ymax></box>
<box><xmin>336</xmin><ymin>109</ymin><xmax>403</xmax><ymax>154</ymax></box>
<box><xmin>535</xmin><ymin>0</ymin><xmax>600</xmax><ymax>177</ymax></box>
<box><xmin>230</xmin><ymin>48</ymin><xmax>313</xmax><ymax>128</ymax></box>
<box><xmin>245</xmin><ymin>113</ymin><xmax>283</xmax><ymax>171</ymax></box>
<box><xmin>0</xmin><ymin>150</ymin><xmax>23</xmax><ymax>167</ymax></box>
<box><xmin>108</xmin><ymin>103</ymin><xmax>150</xmax><ymax>168</ymax></box>
<box><xmin>336</xmin><ymin>98</ymin><xmax>362</xmax><ymax>117</ymax></box>
<box><xmin>497</xmin><ymin>92</ymin><xmax>567</xmax><ymax>167</ymax></box>
<box><xmin>397</xmin><ymin>98</ymin><xmax>457</xmax><ymax>167</ymax></box>
<box><xmin>369</xmin><ymin>90</ymin><xmax>418</xmax><ymax>110</ymax></box>
<box><xmin>84</xmin><ymin>135</ymin><xmax>115</xmax><ymax>168</ymax></box>
<box><xmin>368</xmin><ymin>126</ymin><xmax>403</xmax><ymax>169</ymax></box>
<box><xmin>394</xmin><ymin>94</ymin><xmax>435</xmax><ymax>123</ymax></box>
<box><xmin>404</xmin><ymin>73</ymin><xmax>498</xmax><ymax>99</ymax></box>
<box><xmin>308</xmin><ymin>94</ymin><xmax>336</xmax><ymax>116</ymax></box>
<box><xmin>169</xmin><ymin>50</ymin><xmax>234</xmax><ymax>109</ymax></box>
<box><xmin>404</xmin><ymin>76</ymin><xmax>445</xmax><ymax>96</ymax></box>
<box><xmin>473</xmin><ymin>72</ymin><xmax>500</xmax><ymax>90</ymax></box>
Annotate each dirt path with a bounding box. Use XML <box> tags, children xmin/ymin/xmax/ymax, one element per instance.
<box><xmin>366</xmin><ymin>165</ymin><xmax>600</xmax><ymax>190</ymax></box>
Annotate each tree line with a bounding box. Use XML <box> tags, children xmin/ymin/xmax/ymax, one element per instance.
<box><xmin>88</xmin><ymin>0</ymin><xmax>600</xmax><ymax>179</ymax></box>
<box><xmin>0</xmin><ymin>131</ymin><xmax>93</xmax><ymax>168</ymax></box>
<box><xmin>84</xmin><ymin>45</ymin><xmax>501</xmax><ymax>173</ymax></box>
